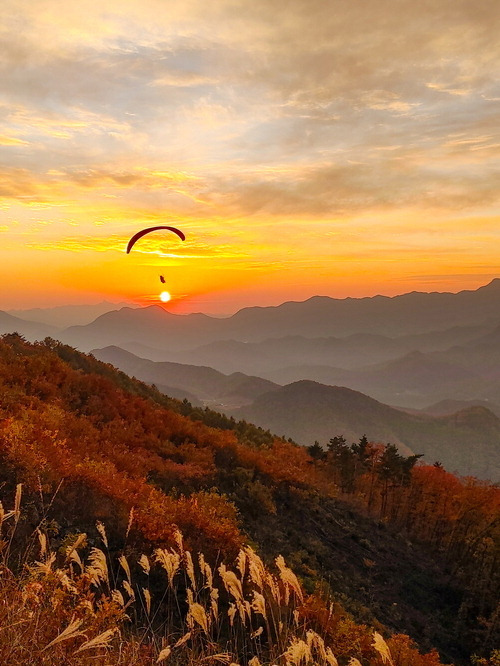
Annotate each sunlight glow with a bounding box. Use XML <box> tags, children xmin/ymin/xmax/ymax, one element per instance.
<box><xmin>160</xmin><ymin>291</ymin><xmax>172</xmax><ymax>303</ymax></box>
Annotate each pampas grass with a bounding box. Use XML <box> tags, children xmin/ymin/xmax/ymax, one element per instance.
<box><xmin>0</xmin><ymin>487</ymin><xmax>450</xmax><ymax>666</ymax></box>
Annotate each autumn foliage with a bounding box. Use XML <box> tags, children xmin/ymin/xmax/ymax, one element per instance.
<box><xmin>0</xmin><ymin>484</ymin><xmax>451</xmax><ymax>666</ymax></box>
<box><xmin>0</xmin><ymin>334</ymin><xmax>498</xmax><ymax>664</ymax></box>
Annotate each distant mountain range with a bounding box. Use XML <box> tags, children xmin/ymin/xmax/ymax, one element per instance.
<box><xmin>232</xmin><ymin>380</ymin><xmax>500</xmax><ymax>481</ymax></box>
<box><xmin>60</xmin><ymin>279</ymin><xmax>500</xmax><ymax>351</ymax></box>
<box><xmin>120</xmin><ymin>323</ymin><xmax>489</xmax><ymax>373</ymax></box>
<box><xmin>91</xmin><ymin>345</ymin><xmax>279</xmax><ymax>410</ymax></box>
<box><xmin>5</xmin><ymin>280</ymin><xmax>499</xmax><ymax>356</ymax></box>
<box><xmin>257</xmin><ymin>326</ymin><xmax>500</xmax><ymax>409</ymax></box>
<box><xmin>260</xmin><ymin>349</ymin><xmax>484</xmax><ymax>407</ymax></box>
<box><xmin>422</xmin><ymin>398</ymin><xmax>500</xmax><ymax>418</ymax></box>
<box><xmin>105</xmin><ymin>325</ymin><xmax>500</xmax><ymax>412</ymax></box>
<box><xmin>8</xmin><ymin>301</ymin><xmax>137</xmax><ymax>329</ymax></box>
<box><xmin>0</xmin><ymin>310</ymin><xmax>58</xmax><ymax>341</ymax></box>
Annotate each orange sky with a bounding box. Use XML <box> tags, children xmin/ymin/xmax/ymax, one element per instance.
<box><xmin>1</xmin><ymin>0</ymin><xmax>499</xmax><ymax>314</ymax></box>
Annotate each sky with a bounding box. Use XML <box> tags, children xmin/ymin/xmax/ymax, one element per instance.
<box><xmin>1</xmin><ymin>0</ymin><xmax>499</xmax><ymax>314</ymax></box>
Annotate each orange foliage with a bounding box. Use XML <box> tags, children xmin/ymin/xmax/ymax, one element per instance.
<box><xmin>388</xmin><ymin>634</ymin><xmax>445</xmax><ymax>666</ymax></box>
<box><xmin>0</xmin><ymin>336</ymin><xmax>498</xmax><ymax>662</ymax></box>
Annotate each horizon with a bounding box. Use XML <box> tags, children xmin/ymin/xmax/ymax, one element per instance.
<box><xmin>5</xmin><ymin>276</ymin><xmax>499</xmax><ymax>320</ymax></box>
<box><xmin>1</xmin><ymin>1</ymin><xmax>499</xmax><ymax>314</ymax></box>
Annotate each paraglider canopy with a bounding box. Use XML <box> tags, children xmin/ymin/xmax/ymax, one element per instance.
<box><xmin>126</xmin><ymin>226</ymin><xmax>185</xmax><ymax>254</ymax></box>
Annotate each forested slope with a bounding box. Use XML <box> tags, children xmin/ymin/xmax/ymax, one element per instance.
<box><xmin>0</xmin><ymin>334</ymin><xmax>498</xmax><ymax>665</ymax></box>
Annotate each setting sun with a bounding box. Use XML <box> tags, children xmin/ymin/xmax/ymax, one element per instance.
<box><xmin>160</xmin><ymin>291</ymin><xmax>172</xmax><ymax>303</ymax></box>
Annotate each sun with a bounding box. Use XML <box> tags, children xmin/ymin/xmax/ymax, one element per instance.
<box><xmin>159</xmin><ymin>291</ymin><xmax>171</xmax><ymax>303</ymax></box>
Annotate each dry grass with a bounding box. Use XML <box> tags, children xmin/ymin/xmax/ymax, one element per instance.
<box><xmin>0</xmin><ymin>485</ymin><xmax>445</xmax><ymax>665</ymax></box>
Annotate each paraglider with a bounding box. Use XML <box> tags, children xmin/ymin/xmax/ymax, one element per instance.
<box><xmin>126</xmin><ymin>225</ymin><xmax>185</xmax><ymax>254</ymax></box>
<box><xmin>126</xmin><ymin>226</ymin><xmax>185</xmax><ymax>300</ymax></box>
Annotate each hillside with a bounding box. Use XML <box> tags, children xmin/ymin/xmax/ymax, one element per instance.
<box><xmin>90</xmin><ymin>347</ymin><xmax>500</xmax><ymax>480</ymax></box>
<box><xmin>0</xmin><ymin>334</ymin><xmax>498</xmax><ymax>664</ymax></box>
<box><xmin>233</xmin><ymin>380</ymin><xmax>500</xmax><ymax>481</ymax></box>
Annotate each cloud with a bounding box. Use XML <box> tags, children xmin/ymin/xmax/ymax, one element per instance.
<box><xmin>1</xmin><ymin>0</ymin><xmax>499</xmax><ymax>309</ymax></box>
<box><xmin>2</xmin><ymin>0</ymin><xmax>498</xmax><ymax>178</ymax></box>
<box><xmin>1</xmin><ymin>140</ymin><xmax>498</xmax><ymax>226</ymax></box>
<box><xmin>25</xmin><ymin>234</ymin><xmax>248</xmax><ymax>260</ymax></box>
<box><xmin>209</xmin><ymin>157</ymin><xmax>500</xmax><ymax>217</ymax></box>
<box><xmin>0</xmin><ymin>135</ymin><xmax>30</xmax><ymax>146</ymax></box>
<box><xmin>0</xmin><ymin>165</ymin><xmax>208</xmax><ymax>213</ymax></box>
<box><xmin>0</xmin><ymin>168</ymin><xmax>46</xmax><ymax>202</ymax></box>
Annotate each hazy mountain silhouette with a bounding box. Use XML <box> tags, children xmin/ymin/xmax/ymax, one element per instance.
<box><xmin>0</xmin><ymin>310</ymin><xmax>59</xmax><ymax>341</ymax></box>
<box><xmin>422</xmin><ymin>398</ymin><xmax>500</xmax><ymax>418</ymax></box>
<box><xmin>3</xmin><ymin>281</ymin><xmax>500</xmax><ymax>469</ymax></box>
<box><xmin>117</xmin><ymin>341</ymin><xmax>181</xmax><ymax>362</ymax></box>
<box><xmin>62</xmin><ymin>280</ymin><xmax>500</xmax><ymax>352</ymax></box>
<box><xmin>233</xmin><ymin>380</ymin><xmax>500</xmax><ymax>481</ymax></box>
<box><xmin>124</xmin><ymin>324</ymin><xmax>487</xmax><ymax>375</ymax></box>
<box><xmin>114</xmin><ymin>322</ymin><xmax>500</xmax><ymax>412</ymax></box>
<box><xmin>234</xmin><ymin>325</ymin><xmax>500</xmax><ymax>410</ymax></box>
<box><xmin>64</xmin><ymin>306</ymin><xmax>222</xmax><ymax>351</ymax></box>
<box><xmin>91</xmin><ymin>345</ymin><xmax>279</xmax><ymax>407</ymax></box>
<box><xmin>263</xmin><ymin>350</ymin><xmax>481</xmax><ymax>408</ymax></box>
<box><xmin>8</xmin><ymin>301</ymin><xmax>138</xmax><ymax>328</ymax></box>
<box><xmin>223</xmin><ymin>279</ymin><xmax>500</xmax><ymax>339</ymax></box>
<box><xmin>92</xmin><ymin>344</ymin><xmax>500</xmax><ymax>480</ymax></box>
<box><xmin>431</xmin><ymin>324</ymin><xmax>500</xmax><ymax>374</ymax></box>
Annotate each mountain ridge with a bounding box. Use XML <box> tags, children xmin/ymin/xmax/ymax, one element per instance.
<box><xmin>7</xmin><ymin>301</ymin><xmax>138</xmax><ymax>328</ymax></box>
<box><xmin>0</xmin><ymin>310</ymin><xmax>59</xmax><ymax>341</ymax></box>
<box><xmin>233</xmin><ymin>379</ymin><xmax>500</xmax><ymax>481</ymax></box>
<box><xmin>91</xmin><ymin>344</ymin><xmax>280</xmax><ymax>407</ymax></box>
<box><xmin>59</xmin><ymin>279</ymin><xmax>500</xmax><ymax>352</ymax></box>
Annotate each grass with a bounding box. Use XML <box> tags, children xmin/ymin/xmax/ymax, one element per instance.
<box><xmin>0</xmin><ymin>483</ymin><xmax>421</xmax><ymax>666</ymax></box>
